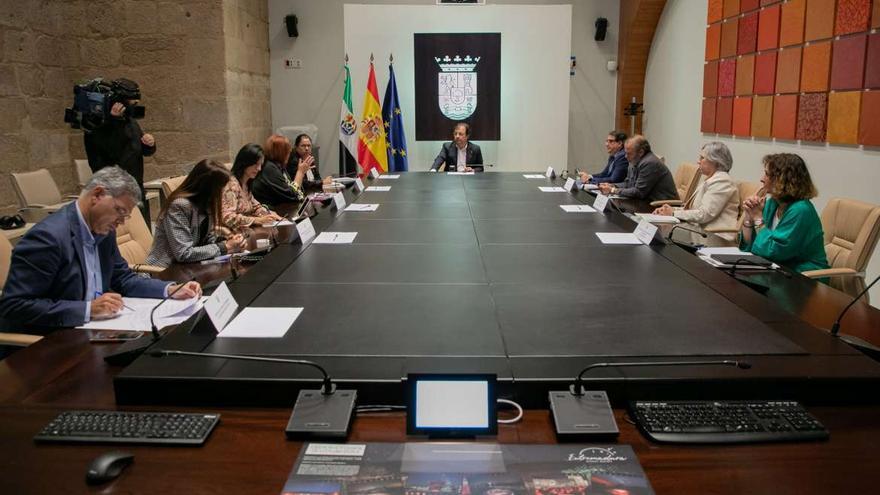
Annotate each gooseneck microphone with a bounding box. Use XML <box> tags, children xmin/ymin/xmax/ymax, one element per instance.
<box><xmin>571</xmin><ymin>359</ymin><xmax>751</xmax><ymax>396</ymax></box>
<box><xmin>828</xmin><ymin>274</ymin><xmax>880</xmax><ymax>360</ymax></box>
<box><xmin>667</xmin><ymin>224</ymin><xmax>708</xmax><ymax>254</ymax></box>
<box><xmin>549</xmin><ymin>359</ymin><xmax>751</xmax><ymax>439</ymax></box>
<box><xmin>104</xmin><ymin>278</ymin><xmax>199</xmax><ymax>366</ymax></box>
<box><xmin>668</xmin><ymin>224</ymin><xmax>708</xmax><ymax>240</ymax></box>
<box><xmin>150</xmin><ymin>278</ymin><xmax>196</xmax><ymax>341</ymax></box>
<box><xmin>148</xmin><ymin>348</ymin><xmax>358</xmax><ymax>439</ymax></box>
<box><xmin>148</xmin><ymin>349</ymin><xmax>335</xmax><ymax>395</ymax></box>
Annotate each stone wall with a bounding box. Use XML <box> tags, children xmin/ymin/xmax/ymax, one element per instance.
<box><xmin>0</xmin><ymin>0</ymin><xmax>271</xmax><ymax>215</ymax></box>
<box><xmin>224</xmin><ymin>0</ymin><xmax>271</xmax><ymax>154</ymax></box>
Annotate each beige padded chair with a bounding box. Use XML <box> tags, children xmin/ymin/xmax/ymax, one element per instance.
<box><xmin>703</xmin><ymin>180</ymin><xmax>764</xmax><ymax>236</ymax></box>
<box><xmin>803</xmin><ymin>198</ymin><xmax>880</xmax><ymax>299</ymax></box>
<box><xmin>650</xmin><ymin>162</ymin><xmax>700</xmax><ymax>208</ymax></box>
<box><xmin>161</xmin><ymin>176</ymin><xmax>186</xmax><ymax>201</ymax></box>
<box><xmin>116</xmin><ymin>207</ymin><xmax>164</xmax><ymax>275</ymax></box>
<box><xmin>10</xmin><ymin>168</ymin><xmax>75</xmax><ymax>222</ymax></box>
<box><xmin>74</xmin><ymin>159</ymin><xmax>92</xmax><ymax>188</ymax></box>
<box><xmin>0</xmin><ymin>235</ymin><xmax>42</xmax><ymax>348</ymax></box>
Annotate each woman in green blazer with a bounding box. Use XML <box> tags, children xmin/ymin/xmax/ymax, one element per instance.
<box><xmin>740</xmin><ymin>153</ymin><xmax>829</xmax><ymax>273</ymax></box>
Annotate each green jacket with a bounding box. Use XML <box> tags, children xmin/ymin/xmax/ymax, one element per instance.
<box><xmin>740</xmin><ymin>197</ymin><xmax>829</xmax><ymax>273</ymax></box>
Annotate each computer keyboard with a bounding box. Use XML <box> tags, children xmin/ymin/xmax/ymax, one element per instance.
<box><xmin>34</xmin><ymin>411</ymin><xmax>220</xmax><ymax>446</ymax></box>
<box><xmin>630</xmin><ymin>400</ymin><xmax>828</xmax><ymax>444</ymax></box>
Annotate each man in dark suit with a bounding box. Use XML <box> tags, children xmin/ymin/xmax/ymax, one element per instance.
<box><xmin>0</xmin><ymin>166</ymin><xmax>201</xmax><ymax>336</ymax></box>
<box><xmin>599</xmin><ymin>135</ymin><xmax>678</xmax><ymax>203</ymax></box>
<box><xmin>430</xmin><ymin>122</ymin><xmax>484</xmax><ymax>172</ymax></box>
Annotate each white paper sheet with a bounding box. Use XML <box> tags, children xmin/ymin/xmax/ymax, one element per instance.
<box><xmin>583</xmin><ymin>183</ymin><xmax>600</xmax><ymax>190</ymax></box>
<box><xmin>313</xmin><ymin>232</ymin><xmax>358</xmax><ymax>244</ymax></box>
<box><xmin>217</xmin><ymin>307</ymin><xmax>303</xmax><ymax>338</ymax></box>
<box><xmin>271</xmin><ymin>219</ymin><xmax>295</xmax><ymax>226</ymax></box>
<box><xmin>559</xmin><ymin>205</ymin><xmax>597</xmax><ymax>213</ymax></box>
<box><xmin>539</xmin><ymin>187</ymin><xmax>567</xmax><ymax>192</ymax></box>
<box><xmin>523</xmin><ymin>174</ymin><xmax>547</xmax><ymax>179</ymax></box>
<box><xmin>345</xmin><ymin>203</ymin><xmax>379</xmax><ymax>211</ymax></box>
<box><xmin>365</xmin><ymin>186</ymin><xmax>391</xmax><ymax>191</ymax></box>
<box><xmin>377</xmin><ymin>174</ymin><xmax>400</xmax><ymax>179</ymax></box>
<box><xmin>77</xmin><ymin>296</ymin><xmax>204</xmax><ymax>332</ymax></box>
<box><xmin>595</xmin><ymin>232</ymin><xmax>643</xmax><ymax>244</ymax></box>
<box><xmin>446</xmin><ymin>171</ymin><xmax>475</xmax><ymax>175</ymax></box>
<box><xmin>635</xmin><ymin>213</ymin><xmax>680</xmax><ymax>224</ymax></box>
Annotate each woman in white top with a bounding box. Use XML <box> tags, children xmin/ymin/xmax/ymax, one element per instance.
<box><xmin>653</xmin><ymin>141</ymin><xmax>740</xmax><ymax>246</ymax></box>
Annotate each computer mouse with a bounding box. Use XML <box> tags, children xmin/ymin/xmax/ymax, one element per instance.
<box><xmin>85</xmin><ymin>450</ymin><xmax>134</xmax><ymax>485</ymax></box>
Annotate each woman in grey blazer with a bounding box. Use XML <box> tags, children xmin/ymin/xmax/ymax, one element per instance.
<box><xmin>147</xmin><ymin>160</ymin><xmax>248</xmax><ymax>268</ymax></box>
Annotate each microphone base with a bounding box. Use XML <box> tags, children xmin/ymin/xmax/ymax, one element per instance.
<box><xmin>286</xmin><ymin>388</ymin><xmax>357</xmax><ymax>440</ymax></box>
<box><xmin>103</xmin><ymin>334</ymin><xmax>159</xmax><ymax>366</ymax></box>
<box><xmin>837</xmin><ymin>333</ymin><xmax>880</xmax><ymax>362</ymax></box>
<box><xmin>549</xmin><ymin>390</ymin><xmax>619</xmax><ymax>441</ymax></box>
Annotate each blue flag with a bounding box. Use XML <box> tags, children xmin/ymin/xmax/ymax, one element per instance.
<box><xmin>382</xmin><ymin>64</ymin><xmax>408</xmax><ymax>172</ymax></box>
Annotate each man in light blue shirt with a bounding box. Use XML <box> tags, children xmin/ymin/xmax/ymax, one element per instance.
<box><xmin>0</xmin><ymin>166</ymin><xmax>201</xmax><ymax>335</ymax></box>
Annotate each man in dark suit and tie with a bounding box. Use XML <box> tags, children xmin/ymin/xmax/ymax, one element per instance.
<box><xmin>0</xmin><ymin>166</ymin><xmax>201</xmax><ymax>336</ymax></box>
<box><xmin>430</xmin><ymin>122</ymin><xmax>484</xmax><ymax>172</ymax></box>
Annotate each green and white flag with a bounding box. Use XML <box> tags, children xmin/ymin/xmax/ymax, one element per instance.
<box><xmin>339</xmin><ymin>63</ymin><xmax>359</xmax><ymax>176</ymax></box>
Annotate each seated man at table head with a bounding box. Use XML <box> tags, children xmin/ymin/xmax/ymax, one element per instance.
<box><xmin>598</xmin><ymin>135</ymin><xmax>678</xmax><ymax>203</ymax></box>
<box><xmin>740</xmin><ymin>153</ymin><xmax>829</xmax><ymax>273</ymax></box>
<box><xmin>429</xmin><ymin>122</ymin><xmax>484</xmax><ymax>172</ymax></box>
<box><xmin>578</xmin><ymin>130</ymin><xmax>628</xmax><ymax>186</ymax></box>
<box><xmin>288</xmin><ymin>133</ymin><xmax>333</xmax><ymax>190</ymax></box>
<box><xmin>147</xmin><ymin>159</ymin><xmax>247</xmax><ymax>268</ymax></box>
<box><xmin>222</xmin><ymin>143</ymin><xmax>283</xmax><ymax>233</ymax></box>
<box><xmin>0</xmin><ymin>166</ymin><xmax>201</xmax><ymax>335</ymax></box>
<box><xmin>252</xmin><ymin>134</ymin><xmax>309</xmax><ymax>207</ymax></box>
<box><xmin>653</xmin><ymin>141</ymin><xmax>740</xmax><ymax>246</ymax></box>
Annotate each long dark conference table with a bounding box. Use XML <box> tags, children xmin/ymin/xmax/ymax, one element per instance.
<box><xmin>2</xmin><ymin>171</ymin><xmax>880</xmax><ymax>494</ymax></box>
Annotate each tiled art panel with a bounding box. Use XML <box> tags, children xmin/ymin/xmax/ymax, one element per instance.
<box><xmin>702</xmin><ymin>0</ymin><xmax>880</xmax><ymax>145</ymax></box>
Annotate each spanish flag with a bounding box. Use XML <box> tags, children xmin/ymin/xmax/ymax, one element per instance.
<box><xmin>357</xmin><ymin>61</ymin><xmax>388</xmax><ymax>176</ymax></box>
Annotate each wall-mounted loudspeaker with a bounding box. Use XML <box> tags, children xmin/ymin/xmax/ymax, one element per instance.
<box><xmin>595</xmin><ymin>17</ymin><xmax>608</xmax><ymax>41</ymax></box>
<box><xmin>285</xmin><ymin>15</ymin><xmax>298</xmax><ymax>37</ymax></box>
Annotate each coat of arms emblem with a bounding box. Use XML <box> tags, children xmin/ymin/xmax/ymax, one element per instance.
<box><xmin>436</xmin><ymin>55</ymin><xmax>480</xmax><ymax>120</ymax></box>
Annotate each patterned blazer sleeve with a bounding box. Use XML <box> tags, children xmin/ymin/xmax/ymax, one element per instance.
<box><xmin>161</xmin><ymin>200</ymin><xmax>223</xmax><ymax>263</ymax></box>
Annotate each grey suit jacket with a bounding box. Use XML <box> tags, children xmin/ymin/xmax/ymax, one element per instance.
<box><xmin>613</xmin><ymin>152</ymin><xmax>678</xmax><ymax>203</ymax></box>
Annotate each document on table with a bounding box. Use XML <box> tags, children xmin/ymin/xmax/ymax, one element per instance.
<box><xmin>583</xmin><ymin>183</ymin><xmax>600</xmax><ymax>190</ymax></box>
<box><xmin>77</xmin><ymin>296</ymin><xmax>205</xmax><ymax>332</ymax></box>
<box><xmin>595</xmin><ymin>232</ymin><xmax>643</xmax><ymax>244</ymax></box>
<box><xmin>377</xmin><ymin>174</ymin><xmax>400</xmax><ymax>179</ymax></box>
<box><xmin>217</xmin><ymin>307</ymin><xmax>303</xmax><ymax>338</ymax></box>
<box><xmin>345</xmin><ymin>203</ymin><xmax>379</xmax><ymax>212</ymax></box>
<box><xmin>696</xmin><ymin>247</ymin><xmax>779</xmax><ymax>269</ymax></box>
<box><xmin>559</xmin><ymin>204</ymin><xmax>597</xmax><ymax>213</ymax></box>
<box><xmin>365</xmin><ymin>186</ymin><xmax>391</xmax><ymax>191</ymax></box>
<box><xmin>271</xmin><ymin>218</ymin><xmax>295</xmax><ymax>226</ymax></box>
<box><xmin>523</xmin><ymin>174</ymin><xmax>547</xmax><ymax>179</ymax></box>
<box><xmin>539</xmin><ymin>187</ymin><xmax>567</xmax><ymax>192</ymax></box>
<box><xmin>635</xmin><ymin>213</ymin><xmax>680</xmax><ymax>224</ymax></box>
<box><xmin>447</xmin><ymin>171</ymin><xmax>475</xmax><ymax>175</ymax></box>
<box><xmin>313</xmin><ymin>231</ymin><xmax>358</xmax><ymax>244</ymax></box>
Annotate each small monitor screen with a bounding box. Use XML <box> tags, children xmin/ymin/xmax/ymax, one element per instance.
<box><xmin>407</xmin><ymin>374</ymin><xmax>497</xmax><ymax>436</ymax></box>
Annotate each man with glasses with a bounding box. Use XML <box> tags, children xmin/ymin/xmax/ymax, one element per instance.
<box><xmin>577</xmin><ymin>130</ymin><xmax>629</xmax><ymax>186</ymax></box>
<box><xmin>0</xmin><ymin>167</ymin><xmax>201</xmax><ymax>336</ymax></box>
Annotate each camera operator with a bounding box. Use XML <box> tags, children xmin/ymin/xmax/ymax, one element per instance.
<box><xmin>82</xmin><ymin>78</ymin><xmax>155</xmax><ymax>226</ymax></box>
